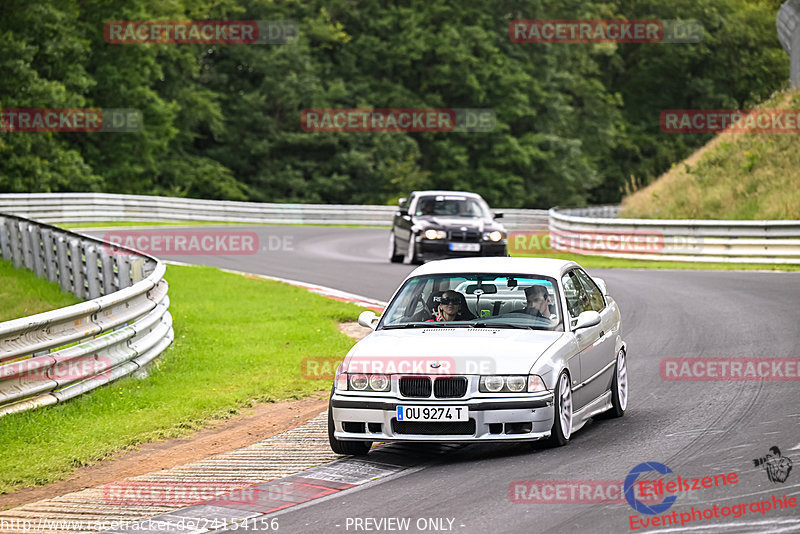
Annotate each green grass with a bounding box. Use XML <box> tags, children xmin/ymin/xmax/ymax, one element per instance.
<box><xmin>0</xmin><ymin>259</ymin><xmax>82</xmax><ymax>322</ymax></box>
<box><xmin>621</xmin><ymin>90</ymin><xmax>800</xmax><ymax>220</ymax></box>
<box><xmin>64</xmin><ymin>221</ymin><xmax>384</xmax><ymax>229</ymax></box>
<box><xmin>508</xmin><ymin>247</ymin><xmax>800</xmax><ymax>271</ymax></box>
<box><xmin>0</xmin><ymin>264</ymin><xmax>362</xmax><ymax>495</ymax></box>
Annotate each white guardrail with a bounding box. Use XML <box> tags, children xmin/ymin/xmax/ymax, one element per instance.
<box><xmin>549</xmin><ymin>206</ymin><xmax>800</xmax><ymax>264</ymax></box>
<box><xmin>0</xmin><ymin>213</ymin><xmax>173</xmax><ymax>417</ymax></box>
<box><xmin>0</xmin><ymin>192</ymin><xmax>549</xmax><ymax>232</ymax></box>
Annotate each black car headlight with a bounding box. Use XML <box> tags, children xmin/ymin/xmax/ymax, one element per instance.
<box><xmin>423</xmin><ymin>229</ymin><xmax>447</xmax><ymax>240</ymax></box>
<box><xmin>483</xmin><ymin>230</ymin><xmax>504</xmax><ymax>242</ymax></box>
<box><xmin>480</xmin><ymin>375</ymin><xmax>546</xmax><ymax>393</ymax></box>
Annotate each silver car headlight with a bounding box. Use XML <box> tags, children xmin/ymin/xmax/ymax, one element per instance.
<box><xmin>368</xmin><ymin>374</ymin><xmax>391</xmax><ymax>392</ymax></box>
<box><xmin>482</xmin><ymin>375</ymin><xmax>504</xmax><ymax>392</ymax></box>
<box><xmin>347</xmin><ymin>373</ymin><xmax>391</xmax><ymax>392</ymax></box>
<box><xmin>506</xmin><ymin>376</ymin><xmax>526</xmax><ymax>392</ymax></box>
<box><xmin>424</xmin><ymin>229</ymin><xmax>447</xmax><ymax>240</ymax></box>
<box><xmin>480</xmin><ymin>375</ymin><xmax>547</xmax><ymax>393</ymax></box>
<box><xmin>350</xmin><ymin>374</ymin><xmax>369</xmax><ymax>391</ymax></box>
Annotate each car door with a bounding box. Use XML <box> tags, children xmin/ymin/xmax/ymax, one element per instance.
<box><xmin>562</xmin><ymin>270</ymin><xmax>603</xmax><ymax>409</ymax></box>
<box><xmin>573</xmin><ymin>269</ymin><xmax>617</xmax><ymax>405</ymax></box>
<box><xmin>394</xmin><ymin>194</ymin><xmax>415</xmax><ymax>250</ymax></box>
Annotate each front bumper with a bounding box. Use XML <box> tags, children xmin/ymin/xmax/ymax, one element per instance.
<box><xmin>416</xmin><ymin>240</ymin><xmax>507</xmax><ymax>262</ymax></box>
<box><xmin>331</xmin><ymin>392</ymin><xmax>555</xmax><ymax>443</ymax></box>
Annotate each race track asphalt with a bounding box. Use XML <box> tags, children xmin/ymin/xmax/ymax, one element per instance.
<box><xmin>87</xmin><ymin>225</ymin><xmax>800</xmax><ymax>533</ymax></box>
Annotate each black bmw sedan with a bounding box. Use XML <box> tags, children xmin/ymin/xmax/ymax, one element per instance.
<box><xmin>389</xmin><ymin>190</ymin><xmax>508</xmax><ymax>264</ymax></box>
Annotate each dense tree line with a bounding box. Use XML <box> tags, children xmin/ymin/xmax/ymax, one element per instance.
<box><xmin>0</xmin><ymin>0</ymin><xmax>788</xmax><ymax>207</ymax></box>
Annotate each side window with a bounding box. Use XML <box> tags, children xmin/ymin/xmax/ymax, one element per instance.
<box><xmin>561</xmin><ymin>272</ymin><xmax>589</xmax><ymax>318</ymax></box>
<box><xmin>574</xmin><ymin>269</ymin><xmax>605</xmax><ymax>312</ymax></box>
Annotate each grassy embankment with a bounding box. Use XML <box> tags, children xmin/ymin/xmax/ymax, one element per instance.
<box><xmin>621</xmin><ymin>90</ymin><xmax>800</xmax><ymax>220</ymax></box>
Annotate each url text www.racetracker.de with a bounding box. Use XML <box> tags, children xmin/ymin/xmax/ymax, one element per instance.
<box><xmin>0</xmin><ymin>517</ymin><xmax>280</xmax><ymax>532</ymax></box>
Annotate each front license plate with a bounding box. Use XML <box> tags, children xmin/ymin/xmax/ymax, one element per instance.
<box><xmin>396</xmin><ymin>405</ymin><xmax>468</xmax><ymax>422</ymax></box>
<box><xmin>449</xmin><ymin>243</ymin><xmax>480</xmax><ymax>252</ymax></box>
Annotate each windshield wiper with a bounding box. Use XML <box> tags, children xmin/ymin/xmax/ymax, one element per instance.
<box><xmin>382</xmin><ymin>322</ymin><xmax>434</xmax><ymax>329</ymax></box>
<box><xmin>470</xmin><ymin>322</ymin><xmax>534</xmax><ymax>330</ymax></box>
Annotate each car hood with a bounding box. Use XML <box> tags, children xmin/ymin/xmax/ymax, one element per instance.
<box><xmin>343</xmin><ymin>328</ymin><xmax>563</xmax><ymax>375</ymax></box>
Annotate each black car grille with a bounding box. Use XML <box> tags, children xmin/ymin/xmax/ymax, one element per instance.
<box><xmin>399</xmin><ymin>376</ymin><xmax>432</xmax><ymax>397</ymax></box>
<box><xmin>392</xmin><ymin>419</ymin><xmax>476</xmax><ymax>435</ymax></box>
<box><xmin>433</xmin><ymin>376</ymin><xmax>468</xmax><ymax>398</ymax></box>
<box><xmin>448</xmin><ymin>229</ymin><xmax>480</xmax><ymax>242</ymax></box>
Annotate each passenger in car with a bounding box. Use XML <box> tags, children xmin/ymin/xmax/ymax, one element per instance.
<box><xmin>521</xmin><ymin>285</ymin><xmax>554</xmax><ymax>319</ymax></box>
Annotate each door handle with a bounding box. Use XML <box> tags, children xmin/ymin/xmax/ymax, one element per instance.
<box><xmin>599</xmin><ymin>330</ymin><xmax>605</xmax><ymax>338</ymax></box>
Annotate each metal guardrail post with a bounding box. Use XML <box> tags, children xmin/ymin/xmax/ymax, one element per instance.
<box><xmin>41</xmin><ymin>228</ymin><xmax>58</xmax><ymax>283</ymax></box>
<box><xmin>69</xmin><ymin>238</ymin><xmax>85</xmax><ymax>299</ymax></box>
<box><xmin>56</xmin><ymin>234</ymin><xmax>71</xmax><ymax>293</ymax></box>
<box><xmin>85</xmin><ymin>245</ymin><xmax>101</xmax><ymax>299</ymax></box>
<box><xmin>9</xmin><ymin>220</ymin><xmax>23</xmax><ymax>268</ymax></box>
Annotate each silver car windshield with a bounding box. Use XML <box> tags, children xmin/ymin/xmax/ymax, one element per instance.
<box><xmin>413</xmin><ymin>196</ymin><xmax>489</xmax><ymax>218</ymax></box>
<box><xmin>380</xmin><ymin>274</ymin><xmax>563</xmax><ymax>331</ymax></box>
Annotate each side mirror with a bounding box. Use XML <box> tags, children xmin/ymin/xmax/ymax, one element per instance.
<box><xmin>493</xmin><ymin>212</ymin><xmax>504</xmax><ymax>219</ymax></box>
<box><xmin>358</xmin><ymin>310</ymin><xmax>380</xmax><ymax>330</ymax></box>
<box><xmin>398</xmin><ymin>197</ymin><xmax>407</xmax><ymax>206</ymax></box>
<box><xmin>572</xmin><ymin>310</ymin><xmax>601</xmax><ymax>331</ymax></box>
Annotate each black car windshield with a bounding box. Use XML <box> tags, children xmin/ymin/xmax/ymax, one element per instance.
<box><xmin>414</xmin><ymin>195</ymin><xmax>489</xmax><ymax>218</ymax></box>
<box><xmin>380</xmin><ymin>273</ymin><xmax>563</xmax><ymax>331</ymax></box>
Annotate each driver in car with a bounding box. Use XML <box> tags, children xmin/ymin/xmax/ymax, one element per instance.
<box><xmin>523</xmin><ymin>285</ymin><xmax>554</xmax><ymax>320</ymax></box>
<box><xmin>429</xmin><ymin>290</ymin><xmax>470</xmax><ymax>322</ymax></box>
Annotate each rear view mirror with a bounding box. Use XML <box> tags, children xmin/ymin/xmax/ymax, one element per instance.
<box><xmin>465</xmin><ymin>284</ymin><xmax>497</xmax><ymax>295</ymax></box>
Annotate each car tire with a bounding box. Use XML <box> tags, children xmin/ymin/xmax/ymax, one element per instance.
<box><xmin>328</xmin><ymin>402</ymin><xmax>372</xmax><ymax>456</ymax></box>
<box><xmin>544</xmin><ymin>371</ymin><xmax>572</xmax><ymax>447</ymax></box>
<box><xmin>389</xmin><ymin>233</ymin><xmax>404</xmax><ymax>263</ymax></box>
<box><xmin>403</xmin><ymin>233</ymin><xmax>419</xmax><ymax>264</ymax></box>
<box><xmin>597</xmin><ymin>349</ymin><xmax>627</xmax><ymax>419</ymax></box>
